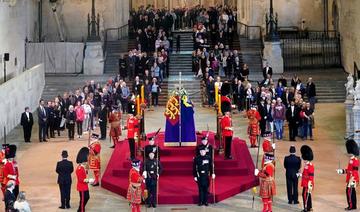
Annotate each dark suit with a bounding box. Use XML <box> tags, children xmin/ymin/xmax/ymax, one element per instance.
<box><xmin>56</xmin><ymin>159</ymin><xmax>74</xmax><ymax>208</ymax></box>
<box><xmin>258</xmin><ymin>103</ymin><xmax>267</xmax><ymax>136</ymax></box>
<box><xmin>284</xmin><ymin>154</ymin><xmax>301</xmax><ymax>203</ymax></box>
<box><xmin>98</xmin><ymin>107</ymin><xmax>108</xmax><ymax>139</ymax></box>
<box><xmin>4</xmin><ymin>189</ymin><xmax>16</xmax><ymax>211</ymax></box>
<box><xmin>20</xmin><ymin>112</ymin><xmax>33</xmax><ymax>142</ymax></box>
<box><xmin>286</xmin><ymin>105</ymin><xmax>300</xmax><ymax>141</ymax></box>
<box><xmin>37</xmin><ymin>106</ymin><xmax>48</xmax><ymax>141</ymax></box>
<box><xmin>262</xmin><ymin>66</ymin><xmax>273</xmax><ymax>79</ymax></box>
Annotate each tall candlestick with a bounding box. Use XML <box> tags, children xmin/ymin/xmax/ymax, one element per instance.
<box><xmin>218</xmin><ymin>94</ymin><xmax>222</xmax><ymax>114</ymax></box>
<box><xmin>136</xmin><ymin>95</ymin><xmax>140</xmax><ymax>115</ymax></box>
<box><xmin>141</xmin><ymin>85</ymin><xmax>145</xmax><ymax>103</ymax></box>
<box><xmin>215</xmin><ymin>84</ymin><xmax>219</xmax><ymax>105</ymax></box>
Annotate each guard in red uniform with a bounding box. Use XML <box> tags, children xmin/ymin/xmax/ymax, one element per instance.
<box><xmin>127</xmin><ymin>113</ymin><xmax>139</xmax><ymax>160</ymax></box>
<box><xmin>299</xmin><ymin>145</ymin><xmax>314</xmax><ymax>212</ymax></box>
<box><xmin>337</xmin><ymin>139</ymin><xmax>359</xmax><ymax>210</ymax></box>
<box><xmin>76</xmin><ymin>147</ymin><xmax>94</xmax><ymax>212</ymax></box>
<box><xmin>248</xmin><ymin>118</ymin><xmax>260</xmax><ymax>148</ymax></box>
<box><xmin>261</xmin><ymin>133</ymin><xmax>275</xmax><ymax>168</ymax></box>
<box><xmin>127</xmin><ymin>159</ymin><xmax>144</xmax><ymax>212</ymax></box>
<box><xmin>109</xmin><ymin>106</ymin><xmax>122</xmax><ymax>148</ymax></box>
<box><xmin>0</xmin><ymin>144</ymin><xmax>8</xmax><ymax>197</ymax></box>
<box><xmin>255</xmin><ymin>153</ymin><xmax>276</xmax><ymax>212</ymax></box>
<box><xmin>220</xmin><ymin>104</ymin><xmax>233</xmax><ymax>160</ymax></box>
<box><xmin>2</xmin><ymin>145</ymin><xmax>19</xmax><ymax>198</ymax></box>
<box><xmin>88</xmin><ymin>133</ymin><xmax>101</xmax><ymax>186</ymax></box>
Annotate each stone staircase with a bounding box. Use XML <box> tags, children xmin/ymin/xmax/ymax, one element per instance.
<box><xmin>172</xmin><ymin>31</ymin><xmax>194</xmax><ymax>52</ymax></box>
<box><xmin>239</xmin><ymin>36</ymin><xmax>264</xmax><ymax>82</ymax></box>
<box><xmin>104</xmin><ymin>38</ymin><xmax>137</xmax><ymax>74</ymax></box>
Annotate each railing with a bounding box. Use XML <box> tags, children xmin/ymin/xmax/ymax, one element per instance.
<box><xmin>280</xmin><ymin>30</ymin><xmax>339</xmax><ymax>39</ymax></box>
<box><xmin>103</xmin><ymin>24</ymin><xmax>129</xmax><ymax>55</ymax></box>
<box><xmin>237</xmin><ymin>22</ymin><xmax>263</xmax><ymax>41</ymax></box>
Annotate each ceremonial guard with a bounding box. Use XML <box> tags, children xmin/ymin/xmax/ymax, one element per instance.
<box><xmin>0</xmin><ymin>145</ymin><xmax>7</xmax><ymax>196</ymax></box>
<box><xmin>261</xmin><ymin>133</ymin><xmax>275</xmax><ymax>168</ymax></box>
<box><xmin>220</xmin><ymin>102</ymin><xmax>233</xmax><ymax>160</ymax></box>
<box><xmin>299</xmin><ymin>145</ymin><xmax>314</xmax><ymax>212</ymax></box>
<box><xmin>193</xmin><ymin>146</ymin><xmax>215</xmax><ymax>206</ymax></box>
<box><xmin>247</xmin><ymin>107</ymin><xmax>262</xmax><ymax>148</ymax></box>
<box><xmin>127</xmin><ymin>113</ymin><xmax>139</xmax><ymax>160</ymax></box>
<box><xmin>195</xmin><ymin>136</ymin><xmax>213</xmax><ymax>160</ymax></box>
<box><xmin>143</xmin><ymin>152</ymin><xmax>162</xmax><ymax>208</ymax></box>
<box><xmin>108</xmin><ymin>106</ymin><xmax>122</xmax><ymax>148</ymax></box>
<box><xmin>144</xmin><ymin>137</ymin><xmax>160</xmax><ymax>160</ymax></box>
<box><xmin>3</xmin><ymin>145</ymin><xmax>19</xmax><ymax>198</ymax></box>
<box><xmin>337</xmin><ymin>139</ymin><xmax>359</xmax><ymax>210</ymax></box>
<box><xmin>220</xmin><ymin>82</ymin><xmax>232</xmax><ymax>115</ymax></box>
<box><xmin>88</xmin><ymin>133</ymin><xmax>101</xmax><ymax>186</ymax></box>
<box><xmin>76</xmin><ymin>147</ymin><xmax>94</xmax><ymax>212</ymax></box>
<box><xmin>255</xmin><ymin>153</ymin><xmax>276</xmax><ymax>212</ymax></box>
<box><xmin>127</xmin><ymin>159</ymin><xmax>144</xmax><ymax>212</ymax></box>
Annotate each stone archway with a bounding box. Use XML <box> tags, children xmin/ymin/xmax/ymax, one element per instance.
<box><xmin>332</xmin><ymin>1</ymin><xmax>339</xmax><ymax>33</ymax></box>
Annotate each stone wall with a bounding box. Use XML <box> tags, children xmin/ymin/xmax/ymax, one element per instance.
<box><xmin>42</xmin><ymin>0</ymin><xmax>130</xmax><ymax>42</ymax></box>
<box><xmin>331</xmin><ymin>0</ymin><xmax>360</xmax><ymax>75</ymax></box>
<box><xmin>0</xmin><ymin>0</ymin><xmax>38</xmax><ymax>80</ymax></box>
<box><xmin>0</xmin><ymin>64</ymin><xmax>45</xmax><ymax>140</ymax></box>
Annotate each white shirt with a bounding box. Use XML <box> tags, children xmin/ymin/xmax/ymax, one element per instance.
<box><xmin>14</xmin><ymin>201</ymin><xmax>32</xmax><ymax>212</ymax></box>
<box><xmin>25</xmin><ymin>112</ymin><xmax>30</xmax><ymax>120</ymax></box>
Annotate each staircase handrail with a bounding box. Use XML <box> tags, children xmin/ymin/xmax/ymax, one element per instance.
<box><xmin>103</xmin><ymin>24</ymin><xmax>129</xmax><ymax>55</ymax></box>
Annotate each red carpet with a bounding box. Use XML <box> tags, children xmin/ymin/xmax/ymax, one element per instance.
<box><xmin>101</xmin><ymin>131</ymin><xmax>259</xmax><ymax>204</ymax></box>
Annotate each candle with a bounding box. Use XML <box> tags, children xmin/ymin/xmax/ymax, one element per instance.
<box><xmin>215</xmin><ymin>84</ymin><xmax>218</xmax><ymax>105</ymax></box>
<box><xmin>141</xmin><ymin>85</ymin><xmax>145</xmax><ymax>103</ymax></box>
<box><xmin>136</xmin><ymin>95</ymin><xmax>140</xmax><ymax>115</ymax></box>
<box><xmin>218</xmin><ymin>94</ymin><xmax>222</xmax><ymax>113</ymax></box>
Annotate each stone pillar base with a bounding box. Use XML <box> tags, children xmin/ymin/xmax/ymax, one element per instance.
<box><xmin>263</xmin><ymin>41</ymin><xmax>284</xmax><ymax>74</ymax></box>
<box><xmin>345</xmin><ymin>97</ymin><xmax>354</xmax><ymax>138</ymax></box>
<box><xmin>83</xmin><ymin>42</ymin><xmax>104</xmax><ymax>75</ymax></box>
<box><xmin>353</xmin><ymin>104</ymin><xmax>360</xmax><ymax>145</ymax></box>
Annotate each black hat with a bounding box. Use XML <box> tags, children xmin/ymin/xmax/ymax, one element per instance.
<box><xmin>61</xmin><ymin>150</ymin><xmax>68</xmax><ymax>158</ymax></box>
<box><xmin>346</xmin><ymin>139</ymin><xmax>359</xmax><ymax>156</ymax></box>
<box><xmin>264</xmin><ymin>153</ymin><xmax>274</xmax><ymax>162</ymax></box>
<box><xmin>91</xmin><ymin>133</ymin><xmax>99</xmax><ymax>140</ymax></box>
<box><xmin>201</xmin><ymin>136</ymin><xmax>208</xmax><ymax>142</ymax></box>
<box><xmin>131</xmin><ymin>159</ymin><xmax>141</xmax><ymax>167</ymax></box>
<box><xmin>300</xmin><ymin>145</ymin><xmax>313</xmax><ymax>161</ymax></box>
<box><xmin>5</xmin><ymin>145</ymin><xmax>16</xmax><ymax>159</ymax></box>
<box><xmin>221</xmin><ymin>101</ymin><xmax>232</xmax><ymax>114</ymax></box>
<box><xmin>198</xmin><ymin>145</ymin><xmax>207</xmax><ymax>151</ymax></box>
<box><xmin>112</xmin><ymin>105</ymin><xmax>119</xmax><ymax>110</ymax></box>
<box><xmin>221</xmin><ymin>83</ymin><xmax>231</xmax><ymax>96</ymax></box>
<box><xmin>289</xmin><ymin>146</ymin><xmax>296</xmax><ymax>154</ymax></box>
<box><xmin>2</xmin><ymin>144</ymin><xmax>9</xmax><ymax>150</ymax></box>
<box><xmin>76</xmin><ymin>147</ymin><xmax>89</xmax><ymax>164</ymax></box>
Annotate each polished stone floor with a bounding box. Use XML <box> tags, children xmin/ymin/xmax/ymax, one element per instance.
<box><xmin>0</xmin><ymin>103</ymin><xmax>350</xmax><ymax>212</ymax></box>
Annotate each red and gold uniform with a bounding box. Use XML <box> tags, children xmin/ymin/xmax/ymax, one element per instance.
<box><xmin>258</xmin><ymin>161</ymin><xmax>276</xmax><ymax>212</ymax></box>
<box><xmin>301</xmin><ymin>162</ymin><xmax>314</xmax><ymax>211</ymax></box>
<box><xmin>261</xmin><ymin>139</ymin><xmax>275</xmax><ymax>168</ymax></box>
<box><xmin>247</xmin><ymin>108</ymin><xmax>261</xmax><ymax>121</ymax></box>
<box><xmin>127</xmin><ymin>167</ymin><xmax>143</xmax><ymax>212</ymax></box>
<box><xmin>0</xmin><ymin>149</ymin><xmax>6</xmax><ymax>196</ymax></box>
<box><xmin>338</xmin><ymin>156</ymin><xmax>359</xmax><ymax>210</ymax></box>
<box><xmin>109</xmin><ymin>110</ymin><xmax>122</xmax><ymax>145</ymax></box>
<box><xmin>247</xmin><ymin>118</ymin><xmax>260</xmax><ymax>148</ymax></box>
<box><xmin>88</xmin><ymin>140</ymin><xmax>101</xmax><ymax>185</ymax></box>
<box><xmin>127</xmin><ymin>115</ymin><xmax>139</xmax><ymax>159</ymax></box>
<box><xmin>76</xmin><ymin>164</ymin><xmax>90</xmax><ymax>212</ymax></box>
<box><xmin>220</xmin><ymin>113</ymin><xmax>233</xmax><ymax>159</ymax></box>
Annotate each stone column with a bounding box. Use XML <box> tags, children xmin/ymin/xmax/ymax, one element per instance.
<box><xmin>353</xmin><ymin>103</ymin><xmax>360</xmax><ymax>145</ymax></box>
<box><xmin>263</xmin><ymin>41</ymin><xmax>284</xmax><ymax>74</ymax></box>
<box><xmin>345</xmin><ymin>97</ymin><xmax>354</xmax><ymax>138</ymax></box>
<box><xmin>83</xmin><ymin>42</ymin><xmax>104</xmax><ymax>75</ymax></box>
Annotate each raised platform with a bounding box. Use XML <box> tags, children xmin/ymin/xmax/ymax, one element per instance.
<box><xmin>101</xmin><ymin>131</ymin><xmax>259</xmax><ymax>204</ymax></box>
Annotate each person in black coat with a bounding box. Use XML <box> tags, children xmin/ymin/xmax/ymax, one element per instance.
<box><xmin>286</xmin><ymin>100</ymin><xmax>300</xmax><ymax>141</ymax></box>
<box><xmin>284</xmin><ymin>146</ymin><xmax>301</xmax><ymax>204</ymax></box>
<box><xmin>20</xmin><ymin>107</ymin><xmax>33</xmax><ymax>143</ymax></box>
<box><xmin>4</xmin><ymin>180</ymin><xmax>16</xmax><ymax>212</ymax></box>
<box><xmin>56</xmin><ymin>150</ymin><xmax>74</xmax><ymax>209</ymax></box>
<box><xmin>258</xmin><ymin>99</ymin><xmax>268</xmax><ymax>136</ymax></box>
<box><xmin>37</xmin><ymin>99</ymin><xmax>48</xmax><ymax>142</ymax></box>
<box><xmin>98</xmin><ymin>104</ymin><xmax>108</xmax><ymax>140</ymax></box>
<box><xmin>262</xmin><ymin>63</ymin><xmax>273</xmax><ymax>79</ymax></box>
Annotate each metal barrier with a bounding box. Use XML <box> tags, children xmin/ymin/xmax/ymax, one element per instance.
<box><xmin>103</xmin><ymin>24</ymin><xmax>129</xmax><ymax>55</ymax></box>
<box><xmin>237</xmin><ymin>22</ymin><xmax>263</xmax><ymax>41</ymax></box>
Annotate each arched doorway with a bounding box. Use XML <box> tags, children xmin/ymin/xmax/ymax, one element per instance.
<box><xmin>332</xmin><ymin>1</ymin><xmax>339</xmax><ymax>33</ymax></box>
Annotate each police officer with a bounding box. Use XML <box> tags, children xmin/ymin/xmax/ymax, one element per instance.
<box><xmin>193</xmin><ymin>146</ymin><xmax>215</xmax><ymax>206</ymax></box>
<box><xmin>144</xmin><ymin>137</ymin><xmax>160</xmax><ymax>161</ymax></box>
<box><xmin>143</xmin><ymin>152</ymin><xmax>163</xmax><ymax>208</ymax></box>
<box><xmin>337</xmin><ymin>139</ymin><xmax>359</xmax><ymax>211</ymax></box>
<box><xmin>195</xmin><ymin>136</ymin><xmax>213</xmax><ymax>160</ymax></box>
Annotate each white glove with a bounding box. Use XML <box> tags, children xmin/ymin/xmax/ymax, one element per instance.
<box><xmin>8</xmin><ymin>175</ymin><xmax>16</xmax><ymax>180</ymax></box>
<box><xmin>142</xmin><ymin>171</ymin><xmax>147</xmax><ymax>178</ymax></box>
<box><xmin>271</xmin><ymin>143</ymin><xmax>276</xmax><ymax>150</ymax></box>
<box><xmin>308</xmin><ymin>181</ymin><xmax>313</xmax><ymax>189</ymax></box>
<box><xmin>194</xmin><ymin>177</ymin><xmax>198</xmax><ymax>182</ymax></box>
<box><xmin>254</xmin><ymin>169</ymin><xmax>259</xmax><ymax>176</ymax></box>
<box><xmin>212</xmin><ymin>174</ymin><xmax>216</xmax><ymax>179</ymax></box>
<box><xmin>2</xmin><ymin>159</ymin><xmax>6</xmax><ymax>164</ymax></box>
<box><xmin>296</xmin><ymin>173</ymin><xmax>302</xmax><ymax>178</ymax></box>
<box><xmin>88</xmin><ymin>178</ymin><xmax>95</xmax><ymax>184</ymax></box>
<box><xmin>336</xmin><ymin>169</ymin><xmax>344</xmax><ymax>174</ymax></box>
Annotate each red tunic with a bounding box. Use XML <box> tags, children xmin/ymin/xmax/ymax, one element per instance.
<box><xmin>109</xmin><ymin>112</ymin><xmax>121</xmax><ymax>137</ymax></box>
<box><xmin>2</xmin><ymin>161</ymin><xmax>16</xmax><ymax>186</ymax></box>
<box><xmin>126</xmin><ymin>168</ymin><xmax>143</xmax><ymax>204</ymax></box>
<box><xmin>76</xmin><ymin>165</ymin><xmax>89</xmax><ymax>192</ymax></box>
<box><xmin>301</xmin><ymin>162</ymin><xmax>315</xmax><ymax>188</ymax></box>
<box><xmin>345</xmin><ymin>157</ymin><xmax>359</xmax><ymax>183</ymax></box>
<box><xmin>127</xmin><ymin>116</ymin><xmax>139</xmax><ymax>139</ymax></box>
<box><xmin>247</xmin><ymin>109</ymin><xmax>261</xmax><ymax>121</ymax></box>
<box><xmin>88</xmin><ymin>142</ymin><xmax>101</xmax><ymax>170</ymax></box>
<box><xmin>13</xmin><ymin>160</ymin><xmax>20</xmax><ymax>185</ymax></box>
<box><xmin>0</xmin><ymin>151</ymin><xmax>5</xmax><ymax>184</ymax></box>
<box><xmin>220</xmin><ymin>115</ymin><xmax>233</xmax><ymax>137</ymax></box>
<box><xmin>247</xmin><ymin>119</ymin><xmax>260</xmax><ymax>136</ymax></box>
<box><xmin>258</xmin><ymin>162</ymin><xmax>276</xmax><ymax>198</ymax></box>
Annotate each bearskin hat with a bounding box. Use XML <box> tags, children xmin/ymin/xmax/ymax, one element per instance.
<box><xmin>346</xmin><ymin>139</ymin><xmax>359</xmax><ymax>156</ymax></box>
<box><xmin>221</xmin><ymin>101</ymin><xmax>232</xmax><ymax>114</ymax></box>
<box><xmin>221</xmin><ymin>83</ymin><xmax>231</xmax><ymax>96</ymax></box>
<box><xmin>5</xmin><ymin>144</ymin><xmax>16</xmax><ymax>159</ymax></box>
<box><xmin>131</xmin><ymin>159</ymin><xmax>141</xmax><ymax>168</ymax></box>
<box><xmin>300</xmin><ymin>145</ymin><xmax>313</xmax><ymax>161</ymax></box>
<box><xmin>76</xmin><ymin>147</ymin><xmax>90</xmax><ymax>164</ymax></box>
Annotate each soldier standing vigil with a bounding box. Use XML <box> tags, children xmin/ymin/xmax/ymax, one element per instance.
<box><xmin>299</xmin><ymin>145</ymin><xmax>315</xmax><ymax>212</ymax></box>
<box><xmin>76</xmin><ymin>147</ymin><xmax>94</xmax><ymax>212</ymax></box>
<box><xmin>127</xmin><ymin>159</ymin><xmax>144</xmax><ymax>212</ymax></box>
<box><xmin>127</xmin><ymin>113</ymin><xmax>139</xmax><ymax>160</ymax></box>
<box><xmin>143</xmin><ymin>152</ymin><xmax>162</xmax><ymax>208</ymax></box>
<box><xmin>193</xmin><ymin>146</ymin><xmax>215</xmax><ymax>206</ymax></box>
<box><xmin>220</xmin><ymin>102</ymin><xmax>233</xmax><ymax>160</ymax></box>
<box><xmin>144</xmin><ymin>137</ymin><xmax>160</xmax><ymax>160</ymax></box>
<box><xmin>337</xmin><ymin>139</ymin><xmax>359</xmax><ymax>210</ymax></box>
<box><xmin>108</xmin><ymin>105</ymin><xmax>122</xmax><ymax>148</ymax></box>
<box><xmin>195</xmin><ymin>136</ymin><xmax>213</xmax><ymax>160</ymax></box>
<box><xmin>88</xmin><ymin>133</ymin><xmax>101</xmax><ymax>186</ymax></box>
